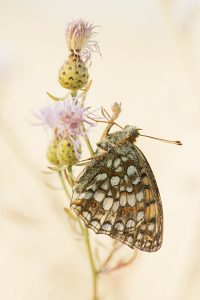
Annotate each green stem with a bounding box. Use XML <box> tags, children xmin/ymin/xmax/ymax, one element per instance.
<box><xmin>76</xmin><ymin>221</ymin><xmax>98</xmax><ymax>300</ymax></box>
<box><xmin>70</xmin><ymin>90</ymin><xmax>77</xmax><ymax>97</ymax></box>
<box><xmin>58</xmin><ymin>170</ymin><xmax>71</xmax><ymax>199</ymax></box>
<box><xmin>59</xmin><ymin>168</ymin><xmax>98</xmax><ymax>300</ymax></box>
<box><xmin>84</xmin><ymin>227</ymin><xmax>98</xmax><ymax>300</ymax></box>
<box><xmin>82</xmin><ymin>124</ymin><xmax>95</xmax><ymax>156</ymax></box>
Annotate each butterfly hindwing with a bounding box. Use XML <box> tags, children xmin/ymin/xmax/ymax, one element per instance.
<box><xmin>71</xmin><ymin>141</ymin><xmax>163</xmax><ymax>252</ymax></box>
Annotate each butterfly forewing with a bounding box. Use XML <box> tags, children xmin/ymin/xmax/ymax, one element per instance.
<box><xmin>71</xmin><ymin>141</ymin><xmax>163</xmax><ymax>252</ymax></box>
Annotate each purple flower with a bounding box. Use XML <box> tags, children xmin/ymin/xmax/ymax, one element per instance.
<box><xmin>37</xmin><ymin>98</ymin><xmax>95</xmax><ymax>138</ymax></box>
<box><xmin>66</xmin><ymin>19</ymin><xmax>100</xmax><ymax>61</ymax></box>
<box><xmin>55</xmin><ymin>99</ymin><xmax>94</xmax><ymax>137</ymax></box>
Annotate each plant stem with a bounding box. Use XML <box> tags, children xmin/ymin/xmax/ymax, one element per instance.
<box><xmin>83</xmin><ymin>227</ymin><xmax>98</xmax><ymax>300</ymax></box>
<box><xmin>82</xmin><ymin>124</ymin><xmax>95</xmax><ymax>156</ymax></box>
<box><xmin>58</xmin><ymin>169</ymin><xmax>98</xmax><ymax>300</ymax></box>
<box><xmin>58</xmin><ymin>170</ymin><xmax>71</xmax><ymax>199</ymax></box>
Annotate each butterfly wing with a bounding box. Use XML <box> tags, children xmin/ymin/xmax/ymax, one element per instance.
<box><xmin>71</xmin><ymin>142</ymin><xmax>163</xmax><ymax>252</ymax></box>
<box><xmin>126</xmin><ymin>143</ymin><xmax>163</xmax><ymax>252</ymax></box>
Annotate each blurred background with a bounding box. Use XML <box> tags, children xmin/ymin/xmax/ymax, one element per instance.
<box><xmin>0</xmin><ymin>0</ymin><xmax>200</xmax><ymax>299</ymax></box>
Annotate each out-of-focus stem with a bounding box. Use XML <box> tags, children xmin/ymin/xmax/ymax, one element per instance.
<box><xmin>84</xmin><ymin>227</ymin><xmax>98</xmax><ymax>300</ymax></box>
<box><xmin>59</xmin><ymin>167</ymin><xmax>98</xmax><ymax>300</ymax></box>
<box><xmin>58</xmin><ymin>170</ymin><xmax>71</xmax><ymax>199</ymax></box>
<box><xmin>70</xmin><ymin>90</ymin><xmax>77</xmax><ymax>97</ymax></box>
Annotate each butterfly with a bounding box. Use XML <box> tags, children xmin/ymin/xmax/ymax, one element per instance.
<box><xmin>70</xmin><ymin>125</ymin><xmax>163</xmax><ymax>252</ymax></box>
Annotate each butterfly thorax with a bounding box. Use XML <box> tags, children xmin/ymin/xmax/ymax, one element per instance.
<box><xmin>97</xmin><ymin>125</ymin><xmax>140</xmax><ymax>152</ymax></box>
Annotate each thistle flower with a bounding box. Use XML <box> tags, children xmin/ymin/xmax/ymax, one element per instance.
<box><xmin>38</xmin><ymin>103</ymin><xmax>58</xmax><ymax>130</ymax></box>
<box><xmin>66</xmin><ymin>19</ymin><xmax>100</xmax><ymax>61</ymax></box>
<box><xmin>37</xmin><ymin>98</ymin><xmax>95</xmax><ymax>163</ymax></box>
<box><xmin>59</xmin><ymin>19</ymin><xmax>100</xmax><ymax>92</ymax></box>
<box><xmin>54</xmin><ymin>99</ymin><xmax>94</xmax><ymax>137</ymax></box>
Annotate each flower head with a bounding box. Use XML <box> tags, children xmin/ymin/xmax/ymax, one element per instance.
<box><xmin>37</xmin><ymin>98</ymin><xmax>95</xmax><ymax>159</ymax></box>
<box><xmin>66</xmin><ymin>19</ymin><xmax>100</xmax><ymax>61</ymax></box>
<box><xmin>55</xmin><ymin>99</ymin><xmax>94</xmax><ymax>137</ymax></box>
<box><xmin>38</xmin><ymin>103</ymin><xmax>58</xmax><ymax>129</ymax></box>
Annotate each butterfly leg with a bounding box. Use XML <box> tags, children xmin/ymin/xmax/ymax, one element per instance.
<box><xmin>100</xmin><ymin>103</ymin><xmax>121</xmax><ymax>141</ymax></box>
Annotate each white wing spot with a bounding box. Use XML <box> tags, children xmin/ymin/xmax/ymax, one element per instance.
<box><xmin>103</xmin><ymin>197</ymin><xmax>114</xmax><ymax>211</ymax></box>
<box><xmin>94</xmin><ymin>190</ymin><xmax>106</xmax><ymax>202</ymax></box>
<box><xmin>102</xmin><ymin>223</ymin><xmax>112</xmax><ymax>232</ymax></box>
<box><xmin>126</xmin><ymin>186</ymin><xmax>133</xmax><ymax>193</ymax></box>
<box><xmin>82</xmin><ymin>211</ymin><xmax>91</xmax><ymax>221</ymax></box>
<box><xmin>120</xmin><ymin>192</ymin><xmax>127</xmax><ymax>206</ymax></box>
<box><xmin>115</xmin><ymin>166</ymin><xmax>123</xmax><ymax>172</ymax></box>
<box><xmin>148</xmin><ymin>223</ymin><xmax>155</xmax><ymax>231</ymax></box>
<box><xmin>127</xmin><ymin>165</ymin><xmax>137</xmax><ymax>176</ymax></box>
<box><xmin>137</xmin><ymin>233</ymin><xmax>143</xmax><ymax>240</ymax></box>
<box><xmin>137</xmin><ymin>211</ymin><xmax>144</xmax><ymax>221</ymax></box>
<box><xmin>146</xmin><ymin>242</ymin><xmax>151</xmax><ymax>247</ymax></box>
<box><xmin>90</xmin><ymin>220</ymin><xmax>100</xmax><ymax>230</ymax></box>
<box><xmin>124</xmin><ymin>175</ymin><xmax>129</xmax><ymax>183</ymax></box>
<box><xmin>126</xmin><ymin>219</ymin><xmax>135</xmax><ymax>229</ymax></box>
<box><xmin>127</xmin><ymin>193</ymin><xmax>136</xmax><ymax>207</ymax></box>
<box><xmin>79</xmin><ymin>192</ymin><xmax>85</xmax><ymax>199</ymax></box>
<box><xmin>114</xmin><ymin>158</ymin><xmax>121</xmax><ymax>168</ymax></box>
<box><xmin>101</xmin><ymin>179</ymin><xmax>110</xmax><ymax>190</ymax></box>
<box><xmin>82</xmin><ymin>192</ymin><xmax>93</xmax><ymax>200</ymax></box>
<box><xmin>110</xmin><ymin>176</ymin><xmax>120</xmax><ymax>186</ymax></box>
<box><xmin>122</xmin><ymin>156</ymin><xmax>128</xmax><ymax>162</ymax></box>
<box><xmin>112</xmin><ymin>201</ymin><xmax>119</xmax><ymax>213</ymax></box>
<box><xmin>136</xmin><ymin>191</ymin><xmax>143</xmax><ymax>202</ymax></box>
<box><xmin>114</xmin><ymin>222</ymin><xmax>124</xmax><ymax>231</ymax></box>
<box><xmin>95</xmin><ymin>173</ymin><xmax>108</xmax><ymax>182</ymax></box>
<box><xmin>107</xmin><ymin>190</ymin><xmax>112</xmax><ymax>196</ymax></box>
<box><xmin>107</xmin><ymin>159</ymin><xmax>113</xmax><ymax>168</ymax></box>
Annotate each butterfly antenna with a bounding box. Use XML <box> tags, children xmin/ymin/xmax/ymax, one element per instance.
<box><xmin>139</xmin><ymin>133</ymin><xmax>182</xmax><ymax>145</ymax></box>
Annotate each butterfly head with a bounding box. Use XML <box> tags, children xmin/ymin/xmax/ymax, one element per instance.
<box><xmin>123</xmin><ymin>125</ymin><xmax>140</xmax><ymax>141</ymax></box>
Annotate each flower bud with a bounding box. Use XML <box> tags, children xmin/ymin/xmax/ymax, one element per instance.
<box><xmin>46</xmin><ymin>139</ymin><xmax>60</xmax><ymax>165</ymax></box>
<box><xmin>56</xmin><ymin>138</ymin><xmax>80</xmax><ymax>166</ymax></box>
<box><xmin>59</xmin><ymin>53</ymin><xmax>89</xmax><ymax>91</ymax></box>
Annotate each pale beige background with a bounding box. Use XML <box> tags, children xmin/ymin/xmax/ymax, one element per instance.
<box><xmin>0</xmin><ymin>0</ymin><xmax>200</xmax><ymax>299</ymax></box>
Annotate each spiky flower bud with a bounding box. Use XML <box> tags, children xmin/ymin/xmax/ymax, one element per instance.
<box><xmin>59</xmin><ymin>53</ymin><xmax>89</xmax><ymax>91</ymax></box>
<box><xmin>56</xmin><ymin>138</ymin><xmax>81</xmax><ymax>166</ymax></box>
<box><xmin>47</xmin><ymin>139</ymin><xmax>60</xmax><ymax>166</ymax></box>
<box><xmin>58</xmin><ymin>19</ymin><xmax>100</xmax><ymax>92</ymax></box>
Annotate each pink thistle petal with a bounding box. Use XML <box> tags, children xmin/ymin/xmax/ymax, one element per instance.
<box><xmin>66</xmin><ymin>19</ymin><xmax>101</xmax><ymax>61</ymax></box>
<box><xmin>35</xmin><ymin>97</ymin><xmax>99</xmax><ymax>160</ymax></box>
